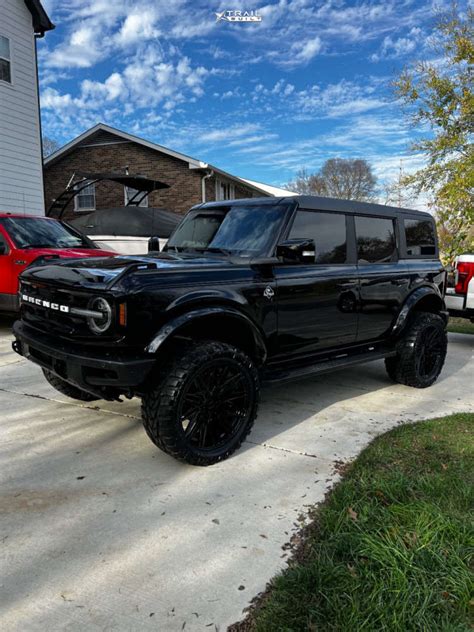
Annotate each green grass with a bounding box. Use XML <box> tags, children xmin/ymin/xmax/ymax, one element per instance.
<box><xmin>448</xmin><ymin>318</ymin><xmax>474</xmax><ymax>335</ymax></box>
<box><xmin>242</xmin><ymin>414</ymin><xmax>474</xmax><ymax>632</ymax></box>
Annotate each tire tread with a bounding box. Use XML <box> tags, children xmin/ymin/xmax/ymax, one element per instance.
<box><xmin>385</xmin><ymin>312</ymin><xmax>447</xmax><ymax>388</ymax></box>
<box><xmin>142</xmin><ymin>341</ymin><xmax>260</xmax><ymax>465</ymax></box>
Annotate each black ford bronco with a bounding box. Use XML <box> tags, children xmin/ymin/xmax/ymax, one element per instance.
<box><xmin>13</xmin><ymin>196</ymin><xmax>448</xmax><ymax>465</ymax></box>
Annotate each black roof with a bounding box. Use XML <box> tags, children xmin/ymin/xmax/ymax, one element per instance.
<box><xmin>199</xmin><ymin>195</ymin><xmax>431</xmax><ymax>218</ymax></box>
<box><xmin>25</xmin><ymin>0</ymin><xmax>55</xmax><ymax>35</ymax></box>
<box><xmin>295</xmin><ymin>195</ymin><xmax>430</xmax><ymax>217</ymax></box>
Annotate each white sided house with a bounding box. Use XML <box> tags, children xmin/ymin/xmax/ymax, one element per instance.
<box><xmin>0</xmin><ymin>0</ymin><xmax>54</xmax><ymax>215</ymax></box>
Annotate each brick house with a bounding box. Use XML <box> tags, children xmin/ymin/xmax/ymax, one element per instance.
<box><xmin>43</xmin><ymin>123</ymin><xmax>293</xmax><ymax>222</ymax></box>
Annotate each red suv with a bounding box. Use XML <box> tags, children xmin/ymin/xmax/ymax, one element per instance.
<box><xmin>0</xmin><ymin>213</ymin><xmax>115</xmax><ymax>313</ymax></box>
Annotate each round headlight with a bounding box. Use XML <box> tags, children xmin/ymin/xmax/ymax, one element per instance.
<box><xmin>87</xmin><ymin>297</ymin><xmax>112</xmax><ymax>334</ymax></box>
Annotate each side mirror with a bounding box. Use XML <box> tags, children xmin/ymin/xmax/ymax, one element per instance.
<box><xmin>148</xmin><ymin>236</ymin><xmax>161</xmax><ymax>253</ymax></box>
<box><xmin>276</xmin><ymin>238</ymin><xmax>315</xmax><ymax>264</ymax></box>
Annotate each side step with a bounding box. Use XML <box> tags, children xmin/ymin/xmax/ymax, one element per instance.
<box><xmin>262</xmin><ymin>347</ymin><xmax>396</xmax><ymax>385</ymax></box>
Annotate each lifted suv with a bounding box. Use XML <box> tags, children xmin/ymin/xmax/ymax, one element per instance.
<box><xmin>13</xmin><ymin>196</ymin><xmax>448</xmax><ymax>465</ymax></box>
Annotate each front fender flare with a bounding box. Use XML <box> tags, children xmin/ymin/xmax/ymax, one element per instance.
<box><xmin>145</xmin><ymin>307</ymin><xmax>268</xmax><ymax>363</ymax></box>
<box><xmin>391</xmin><ymin>287</ymin><xmax>447</xmax><ymax>337</ymax></box>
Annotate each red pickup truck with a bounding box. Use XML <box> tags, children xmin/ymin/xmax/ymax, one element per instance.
<box><xmin>0</xmin><ymin>213</ymin><xmax>115</xmax><ymax>313</ymax></box>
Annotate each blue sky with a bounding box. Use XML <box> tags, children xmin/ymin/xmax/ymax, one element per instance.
<box><xmin>38</xmin><ymin>0</ymin><xmax>464</xmax><ymax>195</ymax></box>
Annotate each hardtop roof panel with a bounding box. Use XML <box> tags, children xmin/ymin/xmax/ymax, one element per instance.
<box><xmin>200</xmin><ymin>195</ymin><xmax>431</xmax><ymax>218</ymax></box>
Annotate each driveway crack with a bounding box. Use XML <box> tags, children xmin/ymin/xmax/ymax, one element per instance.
<box><xmin>244</xmin><ymin>439</ymin><xmax>334</xmax><ymax>461</ymax></box>
<box><xmin>0</xmin><ymin>386</ymin><xmax>141</xmax><ymax>420</ymax></box>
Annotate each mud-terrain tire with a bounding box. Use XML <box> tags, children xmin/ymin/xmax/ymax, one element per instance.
<box><xmin>385</xmin><ymin>312</ymin><xmax>447</xmax><ymax>388</ymax></box>
<box><xmin>42</xmin><ymin>369</ymin><xmax>100</xmax><ymax>402</ymax></box>
<box><xmin>142</xmin><ymin>341</ymin><xmax>260</xmax><ymax>466</ymax></box>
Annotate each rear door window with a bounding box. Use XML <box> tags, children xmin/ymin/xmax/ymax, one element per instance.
<box><xmin>288</xmin><ymin>210</ymin><xmax>347</xmax><ymax>263</ymax></box>
<box><xmin>404</xmin><ymin>218</ymin><xmax>436</xmax><ymax>256</ymax></box>
<box><xmin>355</xmin><ymin>216</ymin><xmax>396</xmax><ymax>263</ymax></box>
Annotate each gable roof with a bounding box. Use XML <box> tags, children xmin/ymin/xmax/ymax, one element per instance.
<box><xmin>25</xmin><ymin>0</ymin><xmax>55</xmax><ymax>35</ymax></box>
<box><xmin>242</xmin><ymin>178</ymin><xmax>297</xmax><ymax>197</ymax></box>
<box><xmin>43</xmin><ymin>123</ymin><xmax>275</xmax><ymax>197</ymax></box>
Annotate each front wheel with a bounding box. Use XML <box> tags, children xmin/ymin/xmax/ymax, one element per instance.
<box><xmin>142</xmin><ymin>341</ymin><xmax>260</xmax><ymax>466</ymax></box>
<box><xmin>385</xmin><ymin>312</ymin><xmax>447</xmax><ymax>388</ymax></box>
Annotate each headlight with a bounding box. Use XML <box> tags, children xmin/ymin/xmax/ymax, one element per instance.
<box><xmin>87</xmin><ymin>297</ymin><xmax>112</xmax><ymax>334</ymax></box>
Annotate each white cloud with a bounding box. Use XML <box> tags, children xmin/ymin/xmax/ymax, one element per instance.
<box><xmin>41</xmin><ymin>46</ymin><xmax>209</xmax><ymax>119</ymax></box>
<box><xmin>81</xmin><ymin>72</ymin><xmax>126</xmax><ymax>103</ymax></box>
<box><xmin>371</xmin><ymin>27</ymin><xmax>423</xmax><ymax>61</ymax></box>
<box><xmin>199</xmin><ymin>123</ymin><xmax>261</xmax><ymax>143</ymax></box>
<box><xmin>293</xmin><ymin>37</ymin><xmax>323</xmax><ymax>63</ymax></box>
<box><xmin>46</xmin><ymin>22</ymin><xmax>104</xmax><ymax>68</ymax></box>
<box><xmin>115</xmin><ymin>10</ymin><xmax>160</xmax><ymax>46</ymax></box>
<box><xmin>41</xmin><ymin>87</ymin><xmax>74</xmax><ymax>109</ymax></box>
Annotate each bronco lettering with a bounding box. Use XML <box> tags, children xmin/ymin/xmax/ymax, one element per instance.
<box><xmin>22</xmin><ymin>294</ymin><xmax>70</xmax><ymax>313</ymax></box>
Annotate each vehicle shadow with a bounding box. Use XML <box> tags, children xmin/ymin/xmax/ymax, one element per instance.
<box><xmin>0</xmin><ymin>314</ymin><xmax>15</xmax><ymax>331</ymax></box>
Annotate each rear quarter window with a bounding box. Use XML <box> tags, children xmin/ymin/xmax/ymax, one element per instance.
<box><xmin>404</xmin><ymin>218</ymin><xmax>436</xmax><ymax>256</ymax></box>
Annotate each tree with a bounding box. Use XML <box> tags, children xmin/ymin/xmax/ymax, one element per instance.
<box><xmin>42</xmin><ymin>136</ymin><xmax>60</xmax><ymax>158</ymax></box>
<box><xmin>382</xmin><ymin>160</ymin><xmax>422</xmax><ymax>208</ymax></box>
<box><xmin>284</xmin><ymin>168</ymin><xmax>314</xmax><ymax>194</ymax></box>
<box><xmin>286</xmin><ymin>158</ymin><xmax>377</xmax><ymax>201</ymax></box>
<box><xmin>393</xmin><ymin>4</ymin><xmax>473</xmax><ymax>263</ymax></box>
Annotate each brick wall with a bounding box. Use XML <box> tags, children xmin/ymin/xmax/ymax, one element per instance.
<box><xmin>44</xmin><ymin>132</ymin><xmax>265</xmax><ymax>222</ymax></box>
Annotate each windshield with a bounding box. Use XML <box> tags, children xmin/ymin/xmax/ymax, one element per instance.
<box><xmin>1</xmin><ymin>217</ymin><xmax>93</xmax><ymax>250</ymax></box>
<box><xmin>166</xmin><ymin>204</ymin><xmax>285</xmax><ymax>256</ymax></box>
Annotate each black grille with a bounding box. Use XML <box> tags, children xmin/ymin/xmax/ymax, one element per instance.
<box><xmin>19</xmin><ymin>281</ymin><xmax>106</xmax><ymax>340</ymax></box>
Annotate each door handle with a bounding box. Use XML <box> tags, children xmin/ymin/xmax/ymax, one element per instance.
<box><xmin>14</xmin><ymin>260</ymin><xmax>27</xmax><ymax>265</ymax></box>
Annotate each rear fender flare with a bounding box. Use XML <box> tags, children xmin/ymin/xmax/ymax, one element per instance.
<box><xmin>391</xmin><ymin>287</ymin><xmax>447</xmax><ymax>337</ymax></box>
<box><xmin>146</xmin><ymin>307</ymin><xmax>268</xmax><ymax>364</ymax></box>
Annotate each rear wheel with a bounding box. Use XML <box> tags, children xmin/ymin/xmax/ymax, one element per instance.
<box><xmin>385</xmin><ymin>312</ymin><xmax>447</xmax><ymax>388</ymax></box>
<box><xmin>42</xmin><ymin>369</ymin><xmax>100</xmax><ymax>402</ymax></box>
<box><xmin>142</xmin><ymin>341</ymin><xmax>259</xmax><ymax>466</ymax></box>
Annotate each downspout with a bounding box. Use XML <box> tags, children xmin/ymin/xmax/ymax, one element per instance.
<box><xmin>34</xmin><ymin>34</ymin><xmax>46</xmax><ymax>215</ymax></box>
<box><xmin>201</xmin><ymin>170</ymin><xmax>214</xmax><ymax>203</ymax></box>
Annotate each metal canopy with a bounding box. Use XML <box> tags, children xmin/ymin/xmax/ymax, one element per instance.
<box><xmin>47</xmin><ymin>171</ymin><xmax>170</xmax><ymax>220</ymax></box>
<box><xmin>74</xmin><ymin>172</ymin><xmax>170</xmax><ymax>192</ymax></box>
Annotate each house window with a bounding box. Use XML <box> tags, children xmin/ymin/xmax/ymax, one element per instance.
<box><xmin>216</xmin><ymin>179</ymin><xmax>235</xmax><ymax>201</ymax></box>
<box><xmin>124</xmin><ymin>186</ymin><xmax>148</xmax><ymax>207</ymax></box>
<box><xmin>0</xmin><ymin>35</ymin><xmax>11</xmax><ymax>84</ymax></box>
<box><xmin>74</xmin><ymin>181</ymin><xmax>96</xmax><ymax>211</ymax></box>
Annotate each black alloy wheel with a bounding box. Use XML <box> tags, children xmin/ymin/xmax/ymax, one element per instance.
<box><xmin>142</xmin><ymin>340</ymin><xmax>260</xmax><ymax>465</ymax></box>
<box><xmin>178</xmin><ymin>359</ymin><xmax>253</xmax><ymax>451</ymax></box>
<box><xmin>385</xmin><ymin>311</ymin><xmax>447</xmax><ymax>388</ymax></box>
<box><xmin>415</xmin><ymin>324</ymin><xmax>446</xmax><ymax>380</ymax></box>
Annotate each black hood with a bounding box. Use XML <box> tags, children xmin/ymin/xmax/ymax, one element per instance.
<box><xmin>20</xmin><ymin>252</ymin><xmax>243</xmax><ymax>291</ymax></box>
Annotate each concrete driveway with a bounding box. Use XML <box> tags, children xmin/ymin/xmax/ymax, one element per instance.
<box><xmin>1</xmin><ymin>315</ymin><xmax>473</xmax><ymax>631</ymax></box>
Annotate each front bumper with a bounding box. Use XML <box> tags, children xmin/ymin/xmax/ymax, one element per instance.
<box><xmin>12</xmin><ymin>320</ymin><xmax>156</xmax><ymax>400</ymax></box>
